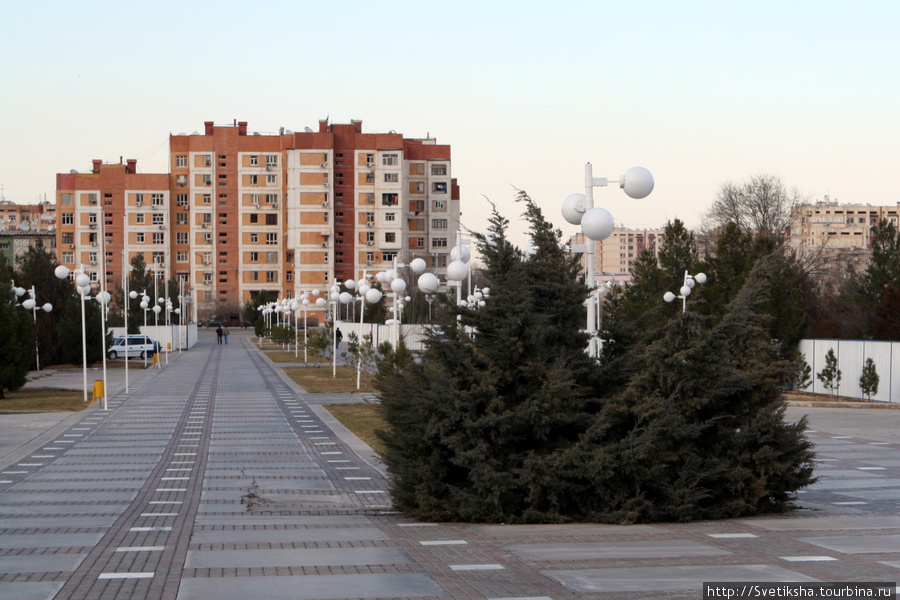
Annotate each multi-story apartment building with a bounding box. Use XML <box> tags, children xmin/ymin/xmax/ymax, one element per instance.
<box><xmin>789</xmin><ymin>197</ymin><xmax>900</xmax><ymax>270</ymax></box>
<box><xmin>56</xmin><ymin>120</ymin><xmax>460</xmax><ymax>322</ymax></box>
<box><xmin>572</xmin><ymin>227</ymin><xmax>663</xmax><ymax>285</ymax></box>
<box><xmin>0</xmin><ymin>198</ymin><xmax>55</xmax><ymax>232</ymax></box>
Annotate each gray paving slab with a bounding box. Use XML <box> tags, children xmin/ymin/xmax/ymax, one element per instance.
<box><xmin>201</xmin><ymin>478</ymin><xmax>333</xmax><ymax>491</ymax></box>
<box><xmin>191</xmin><ymin>525</ymin><xmax>391</xmax><ymax>544</ymax></box>
<box><xmin>12</xmin><ymin>480</ymin><xmax>146</xmax><ymax>490</ymax></box>
<box><xmin>194</xmin><ymin>514</ymin><xmax>373</xmax><ymax>526</ymax></box>
<box><xmin>800</xmin><ymin>534</ymin><xmax>900</xmax><ymax>553</ymax></box>
<box><xmin>740</xmin><ymin>516</ymin><xmax>900</xmax><ymax>530</ymax></box>
<box><xmin>0</xmin><ymin>581</ymin><xmax>65</xmax><ymax>600</ymax></box>
<box><xmin>0</xmin><ymin>504</ymin><xmax>129</xmax><ymax>515</ymax></box>
<box><xmin>834</xmin><ymin>488</ymin><xmax>900</xmax><ymax>500</ymax></box>
<box><xmin>0</xmin><ymin>553</ymin><xmax>88</xmax><ymax>573</ymax></box>
<box><xmin>504</xmin><ymin>540</ymin><xmax>731</xmax><ymax>560</ymax></box>
<box><xmin>176</xmin><ymin>573</ymin><xmax>446</xmax><ymax>600</ymax></box>
<box><xmin>807</xmin><ymin>478</ymin><xmax>900</xmax><ymax>489</ymax></box>
<box><xmin>0</xmin><ymin>532</ymin><xmax>105</xmax><ymax>549</ymax></box>
<box><xmin>543</xmin><ymin>564</ymin><xmax>820</xmax><ymax>593</ymax></box>
<box><xmin>470</xmin><ymin>523</ymin><xmax>665</xmax><ymax>537</ymax></box>
<box><xmin>184</xmin><ymin>546</ymin><xmax>411</xmax><ymax>569</ymax></box>
<box><xmin>0</xmin><ymin>491</ymin><xmax>138</xmax><ymax>503</ymax></box>
<box><xmin>0</xmin><ymin>515</ymin><xmax>117</xmax><ymax>529</ymax></box>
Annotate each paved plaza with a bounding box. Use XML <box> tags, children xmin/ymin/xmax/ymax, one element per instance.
<box><xmin>1</xmin><ymin>329</ymin><xmax>899</xmax><ymax>599</ymax></box>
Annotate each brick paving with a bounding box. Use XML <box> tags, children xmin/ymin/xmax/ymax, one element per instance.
<box><xmin>0</xmin><ymin>329</ymin><xmax>898</xmax><ymax>599</ymax></box>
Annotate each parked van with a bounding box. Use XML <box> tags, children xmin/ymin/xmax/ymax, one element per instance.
<box><xmin>107</xmin><ymin>335</ymin><xmax>158</xmax><ymax>360</ymax></box>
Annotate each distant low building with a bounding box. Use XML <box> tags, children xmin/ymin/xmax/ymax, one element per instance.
<box><xmin>570</xmin><ymin>227</ymin><xmax>663</xmax><ymax>286</ymax></box>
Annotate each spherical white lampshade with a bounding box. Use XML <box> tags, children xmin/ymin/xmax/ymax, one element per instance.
<box><xmin>42</xmin><ymin>303</ymin><xmax>52</xmax><ymax>312</ymax></box>
<box><xmin>290</xmin><ymin>301</ymin><xmax>300</xmax><ymax>311</ymax></box>
<box><xmin>344</xmin><ymin>279</ymin><xmax>356</xmax><ymax>290</ymax></box>
<box><xmin>75</xmin><ymin>273</ymin><xmax>90</xmax><ymax>288</ymax></box>
<box><xmin>561</xmin><ymin>193</ymin><xmax>587</xmax><ymax>225</ymax></box>
<box><xmin>680</xmin><ymin>285</ymin><xmax>692</xmax><ymax>297</ymax></box>
<box><xmin>376</xmin><ymin>271</ymin><xmax>391</xmax><ymax>285</ymax></box>
<box><xmin>316</xmin><ymin>298</ymin><xmax>327</xmax><ymax>307</ymax></box>
<box><xmin>339</xmin><ymin>292</ymin><xmax>353</xmax><ymax>304</ymax></box>
<box><xmin>418</xmin><ymin>272</ymin><xmax>439</xmax><ymax>294</ymax></box>
<box><xmin>330</xmin><ymin>292</ymin><xmax>339</xmax><ymax>301</ymax></box>
<box><xmin>140</xmin><ymin>301</ymin><xmax>148</xmax><ymax>309</ymax></box>
<box><xmin>581</xmin><ymin>207</ymin><xmax>615</xmax><ymax>241</ymax></box>
<box><xmin>390</xmin><ymin>279</ymin><xmax>407</xmax><ymax>294</ymax></box>
<box><xmin>686</xmin><ymin>278</ymin><xmax>696</xmax><ymax>289</ymax></box>
<box><xmin>152</xmin><ymin>304</ymin><xmax>161</xmax><ymax>314</ymax></box>
<box><xmin>312</xmin><ymin>288</ymin><xmax>320</xmax><ymax>296</ymax></box>
<box><xmin>54</xmin><ymin>265</ymin><xmax>70</xmax><ymax>280</ymax></box>
<box><xmin>663</xmin><ymin>291</ymin><xmax>676</xmax><ymax>303</ymax></box>
<box><xmin>358</xmin><ymin>283</ymin><xmax>370</xmax><ymax>295</ymax></box>
<box><xmin>78</xmin><ymin>286</ymin><xmax>91</xmax><ymax>297</ymax></box>
<box><xmin>695</xmin><ymin>272</ymin><xmax>707</xmax><ymax>284</ymax></box>
<box><xmin>450</xmin><ymin>245</ymin><xmax>471</xmax><ymax>263</ymax></box>
<box><xmin>22</xmin><ymin>298</ymin><xmax>35</xmax><ymax>310</ymax></box>
<box><xmin>129</xmin><ymin>291</ymin><xmax>138</xmax><ymax>299</ymax></box>
<box><xmin>365</xmin><ymin>288</ymin><xmax>382</xmax><ymax>304</ymax></box>
<box><xmin>446</xmin><ymin>260</ymin><xmax>468</xmax><ymax>282</ymax></box>
<box><xmin>620</xmin><ymin>166</ymin><xmax>654</xmax><ymax>199</ymax></box>
<box><xmin>410</xmin><ymin>258</ymin><xmax>427</xmax><ymax>274</ymax></box>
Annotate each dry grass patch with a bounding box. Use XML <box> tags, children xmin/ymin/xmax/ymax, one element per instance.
<box><xmin>324</xmin><ymin>403</ymin><xmax>387</xmax><ymax>457</ymax></box>
<box><xmin>0</xmin><ymin>387</ymin><xmax>90</xmax><ymax>412</ymax></box>
<box><xmin>282</xmin><ymin>366</ymin><xmax>377</xmax><ymax>393</ymax></box>
<box><xmin>264</xmin><ymin>351</ymin><xmax>328</xmax><ymax>364</ymax></box>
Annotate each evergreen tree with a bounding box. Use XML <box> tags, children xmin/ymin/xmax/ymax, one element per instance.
<box><xmin>553</xmin><ymin>255</ymin><xmax>816</xmax><ymax>522</ymax></box>
<box><xmin>859</xmin><ymin>358</ymin><xmax>879</xmax><ymax>400</ymax></box>
<box><xmin>0</xmin><ymin>258</ymin><xmax>33</xmax><ymax>398</ymax></box>
<box><xmin>817</xmin><ymin>349</ymin><xmax>841</xmax><ymax>395</ymax></box>
<box><xmin>15</xmin><ymin>245</ymin><xmax>73</xmax><ymax>368</ymax></box>
<box><xmin>377</xmin><ymin>194</ymin><xmax>599</xmax><ymax>522</ymax></box>
<box><xmin>873</xmin><ymin>284</ymin><xmax>900</xmax><ymax>341</ymax></box>
<box><xmin>657</xmin><ymin>218</ymin><xmax>698</xmax><ymax>284</ymax></box>
<box><xmin>859</xmin><ymin>219</ymin><xmax>900</xmax><ymax>308</ymax></box>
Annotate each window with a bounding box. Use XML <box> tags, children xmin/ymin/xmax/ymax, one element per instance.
<box><xmin>385</xmin><ymin>232</ymin><xmax>396</xmax><ymax>243</ymax></box>
<box><xmin>266</xmin><ymin>232</ymin><xmax>277</xmax><ymax>245</ymax></box>
<box><xmin>366</xmin><ymin>212</ymin><xmax>375</xmax><ymax>224</ymax></box>
<box><xmin>385</xmin><ymin>212</ymin><xmax>396</xmax><ymax>222</ymax></box>
<box><xmin>250</xmin><ymin>155</ymin><xmax>258</xmax><ymax>166</ymax></box>
<box><xmin>201</xmin><ymin>213</ymin><xmax>212</xmax><ymax>224</ymax></box>
<box><xmin>432</xmin><ymin>182</ymin><xmax>447</xmax><ymax>193</ymax></box>
<box><xmin>88</xmin><ymin>213</ymin><xmax>97</xmax><ymax>225</ymax></box>
<box><xmin>152</xmin><ymin>193</ymin><xmax>164</xmax><ymax>206</ymax></box>
<box><xmin>135</xmin><ymin>194</ymin><xmax>144</xmax><ymax>206</ymax></box>
<box><xmin>136</xmin><ymin>233</ymin><xmax>145</xmax><ymax>243</ymax></box>
<box><xmin>177</xmin><ymin>194</ymin><xmax>188</xmax><ymax>207</ymax></box>
<box><xmin>176</xmin><ymin>232</ymin><xmax>188</xmax><ymax>244</ymax></box>
<box><xmin>203</xmin><ymin>232</ymin><xmax>212</xmax><ymax>243</ymax></box>
<box><xmin>266</xmin><ymin>194</ymin><xmax>278</xmax><ymax>204</ymax></box>
<box><xmin>266</xmin><ymin>271</ymin><xmax>277</xmax><ymax>282</ymax></box>
<box><xmin>266</xmin><ymin>155</ymin><xmax>277</xmax><ymax>167</ymax></box>
<box><xmin>382</xmin><ymin>193</ymin><xmax>398</xmax><ymax>206</ymax></box>
<box><xmin>203</xmin><ymin>273</ymin><xmax>212</xmax><ymax>284</ymax></box>
<box><xmin>249</xmin><ymin>175</ymin><xmax>258</xmax><ymax>185</ymax></box>
<box><xmin>176</xmin><ymin>213</ymin><xmax>187</xmax><ymax>225</ymax></box>
<box><xmin>432</xmin><ymin>237</ymin><xmax>448</xmax><ymax>248</ymax></box>
<box><xmin>250</xmin><ymin>233</ymin><xmax>260</xmax><ymax>243</ymax></box>
<box><xmin>249</xmin><ymin>214</ymin><xmax>258</xmax><ymax>224</ymax></box>
<box><xmin>62</xmin><ymin>232</ymin><xmax>74</xmax><ymax>244</ymax></box>
<box><xmin>432</xmin><ymin>218</ymin><xmax>448</xmax><ymax>229</ymax></box>
<box><xmin>61</xmin><ymin>193</ymin><xmax>73</xmax><ymax>206</ymax></box>
<box><xmin>366</xmin><ymin>231</ymin><xmax>375</xmax><ymax>242</ymax></box>
<box><xmin>62</xmin><ymin>251</ymin><xmax>74</xmax><ymax>263</ymax></box>
<box><xmin>250</xmin><ymin>271</ymin><xmax>259</xmax><ymax>282</ymax></box>
<box><xmin>267</xmin><ymin>174</ymin><xmax>277</xmax><ymax>185</ymax></box>
<box><xmin>250</xmin><ymin>193</ymin><xmax>260</xmax><ymax>205</ymax></box>
<box><xmin>431</xmin><ymin>164</ymin><xmax>447</xmax><ymax>176</ymax></box>
<box><xmin>202</xmin><ymin>155</ymin><xmax>211</xmax><ymax>166</ymax></box>
<box><xmin>177</xmin><ymin>251</ymin><xmax>188</xmax><ymax>262</ymax></box>
<box><xmin>152</xmin><ymin>213</ymin><xmax>164</xmax><ymax>225</ymax></box>
<box><xmin>414</xmin><ymin>182</ymin><xmax>425</xmax><ymax>193</ymax></box>
<box><xmin>201</xmin><ymin>194</ymin><xmax>210</xmax><ymax>205</ymax></box>
<box><xmin>135</xmin><ymin>213</ymin><xmax>145</xmax><ymax>225</ymax></box>
<box><xmin>176</xmin><ymin>175</ymin><xmax>187</xmax><ymax>187</ymax></box>
<box><xmin>153</xmin><ymin>232</ymin><xmax>164</xmax><ymax>244</ymax></box>
<box><xmin>266</xmin><ymin>214</ymin><xmax>278</xmax><ymax>225</ymax></box>
<box><xmin>384</xmin><ymin>173</ymin><xmax>398</xmax><ymax>183</ymax></box>
<box><xmin>383</xmin><ymin>251</ymin><xmax>396</xmax><ymax>262</ymax></box>
<box><xmin>433</xmin><ymin>199</ymin><xmax>445</xmax><ymax>210</ymax></box>
<box><xmin>414</xmin><ymin>163</ymin><xmax>425</xmax><ymax>175</ymax></box>
<box><xmin>176</xmin><ymin>155</ymin><xmax>187</xmax><ymax>167</ymax></box>
<box><xmin>202</xmin><ymin>174</ymin><xmax>211</xmax><ymax>185</ymax></box>
<box><xmin>153</xmin><ymin>252</ymin><xmax>164</xmax><ymax>264</ymax></box>
<box><xmin>382</xmin><ymin>153</ymin><xmax>398</xmax><ymax>166</ymax></box>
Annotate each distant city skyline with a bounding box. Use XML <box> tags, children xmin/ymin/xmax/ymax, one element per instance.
<box><xmin>2</xmin><ymin>1</ymin><xmax>898</xmax><ymax>249</ymax></box>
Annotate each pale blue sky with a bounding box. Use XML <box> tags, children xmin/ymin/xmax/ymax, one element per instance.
<box><xmin>2</xmin><ymin>0</ymin><xmax>898</xmax><ymax>247</ymax></box>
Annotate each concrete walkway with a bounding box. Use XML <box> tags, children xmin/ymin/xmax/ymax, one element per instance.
<box><xmin>0</xmin><ymin>328</ymin><xmax>899</xmax><ymax>599</ymax></box>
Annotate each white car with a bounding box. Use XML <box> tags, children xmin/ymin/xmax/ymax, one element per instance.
<box><xmin>107</xmin><ymin>335</ymin><xmax>159</xmax><ymax>360</ymax></box>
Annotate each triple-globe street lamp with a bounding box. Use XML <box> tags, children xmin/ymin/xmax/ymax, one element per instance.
<box><xmin>13</xmin><ymin>284</ymin><xmax>52</xmax><ymax>372</ymax></box>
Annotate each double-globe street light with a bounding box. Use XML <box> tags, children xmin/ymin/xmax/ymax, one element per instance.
<box><xmin>13</xmin><ymin>284</ymin><xmax>52</xmax><ymax>372</ymax></box>
<box><xmin>562</xmin><ymin>163</ymin><xmax>655</xmax><ymax>359</ymax></box>
<box><xmin>54</xmin><ymin>265</ymin><xmax>111</xmax><ymax>409</ymax></box>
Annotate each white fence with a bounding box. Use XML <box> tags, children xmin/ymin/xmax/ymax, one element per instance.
<box><xmin>335</xmin><ymin>322</ymin><xmax>431</xmax><ymax>351</ymax></box>
<box><xmin>109</xmin><ymin>324</ymin><xmax>198</xmax><ymax>352</ymax></box>
<box><xmin>798</xmin><ymin>339</ymin><xmax>900</xmax><ymax>403</ymax></box>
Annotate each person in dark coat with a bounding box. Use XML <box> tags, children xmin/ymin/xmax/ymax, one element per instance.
<box><xmin>216</xmin><ymin>325</ymin><xmax>223</xmax><ymax>344</ymax></box>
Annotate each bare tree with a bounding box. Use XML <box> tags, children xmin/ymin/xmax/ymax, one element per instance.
<box><xmin>705</xmin><ymin>174</ymin><xmax>807</xmax><ymax>241</ymax></box>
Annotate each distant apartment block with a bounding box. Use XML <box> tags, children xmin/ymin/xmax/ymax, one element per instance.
<box><xmin>571</xmin><ymin>227</ymin><xmax>663</xmax><ymax>285</ymax></box>
<box><xmin>56</xmin><ymin>120</ymin><xmax>460</xmax><ymax>321</ymax></box>
<box><xmin>789</xmin><ymin>197</ymin><xmax>900</xmax><ymax>268</ymax></box>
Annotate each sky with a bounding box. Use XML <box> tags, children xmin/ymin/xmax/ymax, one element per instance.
<box><xmin>2</xmin><ymin>0</ymin><xmax>898</xmax><ymax>250</ymax></box>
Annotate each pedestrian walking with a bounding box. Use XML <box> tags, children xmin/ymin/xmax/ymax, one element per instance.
<box><xmin>223</xmin><ymin>326</ymin><xmax>230</xmax><ymax>344</ymax></box>
<box><xmin>216</xmin><ymin>325</ymin><xmax>223</xmax><ymax>344</ymax></box>
<box><xmin>336</xmin><ymin>328</ymin><xmax>343</xmax><ymax>345</ymax></box>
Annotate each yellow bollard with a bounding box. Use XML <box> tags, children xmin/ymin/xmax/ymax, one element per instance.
<box><xmin>153</xmin><ymin>352</ymin><xmax>161</xmax><ymax>369</ymax></box>
<box><xmin>91</xmin><ymin>380</ymin><xmax>104</xmax><ymax>407</ymax></box>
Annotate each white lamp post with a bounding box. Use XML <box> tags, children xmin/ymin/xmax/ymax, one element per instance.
<box><xmin>14</xmin><ymin>284</ymin><xmax>52</xmax><ymax>372</ymax></box>
<box><xmin>562</xmin><ymin>163</ymin><xmax>654</xmax><ymax>358</ymax></box>
<box><xmin>663</xmin><ymin>271</ymin><xmax>707</xmax><ymax>312</ymax></box>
